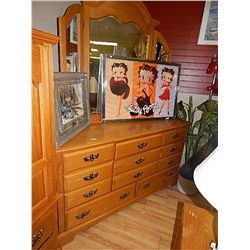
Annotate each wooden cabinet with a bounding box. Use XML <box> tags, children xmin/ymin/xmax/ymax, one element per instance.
<box><xmin>32</xmin><ymin>29</ymin><xmax>61</xmax><ymax>249</ymax></box>
<box><xmin>56</xmin><ymin>119</ymin><xmax>189</xmax><ymax>245</ymax></box>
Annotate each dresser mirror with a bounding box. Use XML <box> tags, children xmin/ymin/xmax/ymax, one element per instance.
<box><xmin>58</xmin><ymin>2</ymin><xmax>172</xmax><ymax>121</ymax></box>
<box><xmin>89</xmin><ymin>15</ymin><xmax>149</xmax><ymax>112</ymax></box>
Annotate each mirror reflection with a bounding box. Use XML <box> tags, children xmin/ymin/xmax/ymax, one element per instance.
<box><xmin>66</xmin><ymin>15</ymin><xmax>78</xmax><ymax>72</ymax></box>
<box><xmin>89</xmin><ymin>16</ymin><xmax>149</xmax><ymax>112</ymax></box>
<box><xmin>155</xmin><ymin>41</ymin><xmax>169</xmax><ymax>62</ymax></box>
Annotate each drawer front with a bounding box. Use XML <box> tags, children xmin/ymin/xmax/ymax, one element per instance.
<box><xmin>135</xmin><ymin>167</ymin><xmax>178</xmax><ymax>197</ymax></box>
<box><xmin>64</xmin><ymin>161</ymin><xmax>113</xmax><ymax>192</ymax></box>
<box><xmin>115</xmin><ymin>134</ymin><xmax>162</xmax><ymax>159</ymax></box>
<box><xmin>63</xmin><ymin>143</ymin><xmax>114</xmax><ymax>173</ymax></box>
<box><xmin>32</xmin><ymin>208</ymin><xmax>56</xmax><ymax>250</ymax></box>
<box><xmin>113</xmin><ymin>162</ymin><xmax>158</xmax><ymax>190</ymax></box>
<box><xmin>66</xmin><ymin>184</ymin><xmax>135</xmax><ymax>229</ymax></box>
<box><xmin>160</xmin><ymin>141</ymin><xmax>184</xmax><ymax>158</ymax></box>
<box><xmin>65</xmin><ymin>178</ymin><xmax>112</xmax><ymax>210</ymax></box>
<box><xmin>158</xmin><ymin>153</ymin><xmax>182</xmax><ymax>171</ymax></box>
<box><xmin>162</xmin><ymin>128</ymin><xmax>187</xmax><ymax>145</ymax></box>
<box><xmin>114</xmin><ymin>148</ymin><xmax>160</xmax><ymax>175</ymax></box>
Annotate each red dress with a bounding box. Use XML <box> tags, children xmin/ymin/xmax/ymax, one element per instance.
<box><xmin>159</xmin><ymin>82</ymin><xmax>170</xmax><ymax>100</ymax></box>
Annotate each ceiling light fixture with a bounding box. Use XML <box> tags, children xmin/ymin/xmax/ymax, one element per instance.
<box><xmin>91</xmin><ymin>48</ymin><xmax>99</xmax><ymax>52</ymax></box>
<box><xmin>90</xmin><ymin>40</ymin><xmax>117</xmax><ymax>46</ymax></box>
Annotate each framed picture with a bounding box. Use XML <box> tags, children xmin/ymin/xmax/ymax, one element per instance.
<box><xmin>70</xmin><ymin>15</ymin><xmax>77</xmax><ymax>45</ymax></box>
<box><xmin>99</xmin><ymin>55</ymin><xmax>181</xmax><ymax>122</ymax></box>
<box><xmin>198</xmin><ymin>1</ymin><xmax>218</xmax><ymax>45</ymax></box>
<box><xmin>54</xmin><ymin>72</ymin><xmax>90</xmax><ymax>147</ymax></box>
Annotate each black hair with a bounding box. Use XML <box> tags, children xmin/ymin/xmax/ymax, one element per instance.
<box><xmin>111</xmin><ymin>62</ymin><xmax>128</xmax><ymax>74</ymax></box>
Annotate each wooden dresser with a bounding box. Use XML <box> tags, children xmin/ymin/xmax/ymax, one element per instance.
<box><xmin>56</xmin><ymin>119</ymin><xmax>189</xmax><ymax>245</ymax></box>
<box><xmin>32</xmin><ymin>29</ymin><xmax>61</xmax><ymax>249</ymax></box>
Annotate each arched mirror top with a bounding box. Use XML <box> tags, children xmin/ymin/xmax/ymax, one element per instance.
<box><xmin>61</xmin><ymin>4</ymin><xmax>81</xmax><ymax>27</ymax></box>
<box><xmin>84</xmin><ymin>1</ymin><xmax>159</xmax><ymax>35</ymax></box>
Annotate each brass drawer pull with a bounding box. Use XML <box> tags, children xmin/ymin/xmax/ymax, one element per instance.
<box><xmin>75</xmin><ymin>210</ymin><xmax>91</xmax><ymax>220</ymax></box>
<box><xmin>137</xmin><ymin>141</ymin><xmax>148</xmax><ymax>149</ymax></box>
<box><xmin>169</xmin><ymin>146</ymin><xmax>177</xmax><ymax>153</ymax></box>
<box><xmin>119</xmin><ymin>192</ymin><xmax>130</xmax><ymax>200</ymax></box>
<box><xmin>83</xmin><ymin>172</ymin><xmax>99</xmax><ymax>181</ymax></box>
<box><xmin>143</xmin><ymin>182</ymin><xmax>151</xmax><ymax>189</ymax></box>
<box><xmin>167</xmin><ymin>159</ymin><xmax>174</xmax><ymax>165</ymax></box>
<box><xmin>32</xmin><ymin>228</ymin><xmax>44</xmax><ymax>247</ymax></box>
<box><xmin>168</xmin><ymin>171</ymin><xmax>175</xmax><ymax>176</ymax></box>
<box><xmin>135</xmin><ymin>157</ymin><xmax>145</xmax><ymax>164</ymax></box>
<box><xmin>172</xmin><ymin>133</ymin><xmax>179</xmax><ymax>139</ymax></box>
<box><xmin>83</xmin><ymin>153</ymin><xmax>99</xmax><ymax>162</ymax></box>
<box><xmin>83</xmin><ymin>188</ymin><xmax>98</xmax><ymax>198</ymax></box>
<box><xmin>133</xmin><ymin>171</ymin><xmax>143</xmax><ymax>178</ymax></box>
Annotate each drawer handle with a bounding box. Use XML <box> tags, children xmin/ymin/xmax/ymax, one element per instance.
<box><xmin>83</xmin><ymin>188</ymin><xmax>98</xmax><ymax>198</ymax></box>
<box><xmin>75</xmin><ymin>210</ymin><xmax>91</xmax><ymax>220</ymax></box>
<box><xmin>168</xmin><ymin>171</ymin><xmax>175</xmax><ymax>176</ymax></box>
<box><xmin>137</xmin><ymin>141</ymin><xmax>148</xmax><ymax>149</ymax></box>
<box><xmin>32</xmin><ymin>228</ymin><xmax>44</xmax><ymax>247</ymax></box>
<box><xmin>135</xmin><ymin>157</ymin><xmax>145</xmax><ymax>164</ymax></box>
<box><xmin>143</xmin><ymin>182</ymin><xmax>151</xmax><ymax>189</ymax></box>
<box><xmin>169</xmin><ymin>146</ymin><xmax>177</xmax><ymax>153</ymax></box>
<box><xmin>133</xmin><ymin>171</ymin><xmax>143</xmax><ymax>178</ymax></box>
<box><xmin>83</xmin><ymin>172</ymin><xmax>99</xmax><ymax>181</ymax></box>
<box><xmin>167</xmin><ymin>160</ymin><xmax>174</xmax><ymax>165</ymax></box>
<box><xmin>172</xmin><ymin>133</ymin><xmax>179</xmax><ymax>139</ymax></box>
<box><xmin>119</xmin><ymin>192</ymin><xmax>130</xmax><ymax>200</ymax></box>
<box><xmin>83</xmin><ymin>153</ymin><xmax>99</xmax><ymax>162</ymax></box>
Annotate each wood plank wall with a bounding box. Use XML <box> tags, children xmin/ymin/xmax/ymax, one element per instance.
<box><xmin>144</xmin><ymin>1</ymin><xmax>218</xmax><ymax>95</ymax></box>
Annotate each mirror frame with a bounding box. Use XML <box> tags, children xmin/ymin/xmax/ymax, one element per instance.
<box><xmin>58</xmin><ymin>4</ymin><xmax>83</xmax><ymax>72</ymax></box>
<box><xmin>58</xmin><ymin>1</ymin><xmax>173</xmax><ymax>122</ymax></box>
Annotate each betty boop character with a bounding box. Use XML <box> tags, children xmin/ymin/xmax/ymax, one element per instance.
<box><xmin>109</xmin><ymin>62</ymin><xmax>130</xmax><ymax>117</ymax></box>
<box><xmin>130</xmin><ymin>63</ymin><xmax>158</xmax><ymax>117</ymax></box>
<box><xmin>158</xmin><ymin>67</ymin><xmax>175</xmax><ymax>115</ymax></box>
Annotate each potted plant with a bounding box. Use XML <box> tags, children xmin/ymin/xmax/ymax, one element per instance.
<box><xmin>176</xmin><ymin>96</ymin><xmax>218</xmax><ymax>194</ymax></box>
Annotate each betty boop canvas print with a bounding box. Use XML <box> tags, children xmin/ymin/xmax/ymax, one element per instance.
<box><xmin>101</xmin><ymin>55</ymin><xmax>180</xmax><ymax>121</ymax></box>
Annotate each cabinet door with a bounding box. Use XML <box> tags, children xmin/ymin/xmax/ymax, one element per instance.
<box><xmin>32</xmin><ymin>43</ymin><xmax>54</xmax><ymax>211</ymax></box>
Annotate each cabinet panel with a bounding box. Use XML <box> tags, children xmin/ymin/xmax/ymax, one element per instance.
<box><xmin>114</xmin><ymin>148</ymin><xmax>160</xmax><ymax>175</ymax></box>
<box><xmin>115</xmin><ymin>133</ymin><xmax>162</xmax><ymax>159</ymax></box>
<box><xmin>63</xmin><ymin>143</ymin><xmax>114</xmax><ymax>173</ymax></box>
<box><xmin>64</xmin><ymin>161</ymin><xmax>113</xmax><ymax>192</ymax></box>
<box><xmin>66</xmin><ymin>184</ymin><xmax>135</xmax><ymax>229</ymax></box>
<box><xmin>65</xmin><ymin>178</ymin><xmax>112</xmax><ymax>210</ymax></box>
<box><xmin>113</xmin><ymin>161</ymin><xmax>158</xmax><ymax>190</ymax></box>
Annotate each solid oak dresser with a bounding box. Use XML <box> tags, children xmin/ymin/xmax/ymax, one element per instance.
<box><xmin>56</xmin><ymin>119</ymin><xmax>189</xmax><ymax>245</ymax></box>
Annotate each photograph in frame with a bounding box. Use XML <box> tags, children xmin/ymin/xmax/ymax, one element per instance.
<box><xmin>198</xmin><ymin>1</ymin><xmax>218</xmax><ymax>45</ymax></box>
<box><xmin>54</xmin><ymin>72</ymin><xmax>90</xmax><ymax>147</ymax></box>
<box><xmin>99</xmin><ymin>55</ymin><xmax>181</xmax><ymax>122</ymax></box>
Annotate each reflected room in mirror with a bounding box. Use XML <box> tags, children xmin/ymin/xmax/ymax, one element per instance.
<box><xmin>89</xmin><ymin>16</ymin><xmax>149</xmax><ymax>113</ymax></box>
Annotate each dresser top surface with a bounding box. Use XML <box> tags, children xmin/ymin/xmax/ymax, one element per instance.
<box><xmin>57</xmin><ymin>119</ymin><xmax>189</xmax><ymax>152</ymax></box>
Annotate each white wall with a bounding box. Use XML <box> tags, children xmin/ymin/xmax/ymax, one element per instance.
<box><xmin>32</xmin><ymin>1</ymin><xmax>80</xmax><ymax>71</ymax></box>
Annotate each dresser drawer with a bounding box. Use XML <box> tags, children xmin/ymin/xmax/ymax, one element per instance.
<box><xmin>65</xmin><ymin>178</ymin><xmax>112</xmax><ymax>210</ymax></box>
<box><xmin>63</xmin><ymin>143</ymin><xmax>114</xmax><ymax>172</ymax></box>
<box><xmin>162</xmin><ymin>128</ymin><xmax>187</xmax><ymax>145</ymax></box>
<box><xmin>32</xmin><ymin>207</ymin><xmax>57</xmax><ymax>250</ymax></box>
<box><xmin>113</xmin><ymin>162</ymin><xmax>158</xmax><ymax>190</ymax></box>
<box><xmin>114</xmin><ymin>148</ymin><xmax>160</xmax><ymax>175</ymax></box>
<box><xmin>135</xmin><ymin>167</ymin><xmax>179</xmax><ymax>197</ymax></box>
<box><xmin>66</xmin><ymin>184</ymin><xmax>135</xmax><ymax>229</ymax></box>
<box><xmin>64</xmin><ymin>161</ymin><xmax>113</xmax><ymax>192</ymax></box>
<box><xmin>158</xmin><ymin>153</ymin><xmax>182</xmax><ymax>171</ymax></box>
<box><xmin>115</xmin><ymin>134</ymin><xmax>162</xmax><ymax>159</ymax></box>
<box><xmin>160</xmin><ymin>141</ymin><xmax>184</xmax><ymax>158</ymax></box>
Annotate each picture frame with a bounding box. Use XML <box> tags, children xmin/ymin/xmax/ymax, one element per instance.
<box><xmin>54</xmin><ymin>72</ymin><xmax>90</xmax><ymax>147</ymax></box>
<box><xmin>70</xmin><ymin>15</ymin><xmax>77</xmax><ymax>45</ymax></box>
<box><xmin>99</xmin><ymin>55</ymin><xmax>181</xmax><ymax>122</ymax></box>
<box><xmin>197</xmin><ymin>1</ymin><xmax>218</xmax><ymax>45</ymax></box>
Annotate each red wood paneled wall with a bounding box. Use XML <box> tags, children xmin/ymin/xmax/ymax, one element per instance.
<box><xmin>144</xmin><ymin>1</ymin><xmax>218</xmax><ymax>95</ymax></box>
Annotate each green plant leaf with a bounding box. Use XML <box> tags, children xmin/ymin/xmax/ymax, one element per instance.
<box><xmin>197</xmin><ymin>100</ymin><xmax>218</xmax><ymax>112</ymax></box>
<box><xmin>176</xmin><ymin>101</ymin><xmax>187</xmax><ymax>121</ymax></box>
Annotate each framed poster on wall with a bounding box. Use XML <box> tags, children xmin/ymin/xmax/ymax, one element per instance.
<box><xmin>99</xmin><ymin>55</ymin><xmax>181</xmax><ymax>122</ymax></box>
<box><xmin>198</xmin><ymin>1</ymin><xmax>218</xmax><ymax>45</ymax></box>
